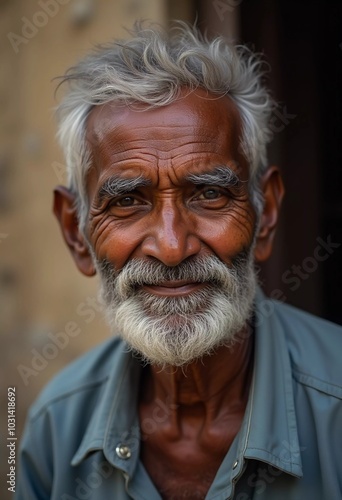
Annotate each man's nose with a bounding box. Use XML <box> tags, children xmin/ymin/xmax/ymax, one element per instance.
<box><xmin>141</xmin><ymin>203</ymin><xmax>201</xmax><ymax>266</ymax></box>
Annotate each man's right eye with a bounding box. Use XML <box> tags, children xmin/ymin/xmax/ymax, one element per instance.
<box><xmin>114</xmin><ymin>196</ymin><xmax>137</xmax><ymax>207</ymax></box>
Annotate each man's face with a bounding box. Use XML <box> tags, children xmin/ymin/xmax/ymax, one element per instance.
<box><xmin>83</xmin><ymin>90</ymin><xmax>258</xmax><ymax>365</ymax></box>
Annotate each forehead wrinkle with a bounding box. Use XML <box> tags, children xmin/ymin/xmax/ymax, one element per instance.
<box><xmin>96</xmin><ymin>132</ymin><xmax>218</xmax><ymax>160</ymax></box>
<box><xmin>88</xmin><ymin>111</ymin><xmax>220</xmax><ymax>150</ymax></box>
<box><xmin>91</xmin><ymin>139</ymin><xmax>244</xmax><ymax>192</ymax></box>
<box><xmin>93</xmin><ymin>137</ymin><xmax>223</xmax><ymax>173</ymax></box>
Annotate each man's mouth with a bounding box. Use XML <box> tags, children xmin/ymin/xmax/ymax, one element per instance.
<box><xmin>141</xmin><ymin>280</ymin><xmax>209</xmax><ymax>297</ymax></box>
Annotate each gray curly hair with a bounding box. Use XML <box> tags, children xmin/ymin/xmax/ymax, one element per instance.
<box><xmin>56</xmin><ymin>21</ymin><xmax>276</xmax><ymax>232</ymax></box>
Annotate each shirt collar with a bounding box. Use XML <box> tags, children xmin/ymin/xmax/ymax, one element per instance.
<box><xmin>71</xmin><ymin>287</ymin><xmax>303</xmax><ymax>478</ymax></box>
<box><xmin>239</xmin><ymin>287</ymin><xmax>303</xmax><ymax>478</ymax></box>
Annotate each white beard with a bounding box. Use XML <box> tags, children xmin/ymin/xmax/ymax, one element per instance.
<box><xmin>95</xmin><ymin>252</ymin><xmax>257</xmax><ymax>367</ymax></box>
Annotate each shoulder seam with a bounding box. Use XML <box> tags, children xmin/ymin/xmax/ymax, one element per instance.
<box><xmin>293</xmin><ymin>369</ymin><xmax>342</xmax><ymax>399</ymax></box>
<box><xmin>29</xmin><ymin>375</ymin><xmax>109</xmax><ymax>422</ymax></box>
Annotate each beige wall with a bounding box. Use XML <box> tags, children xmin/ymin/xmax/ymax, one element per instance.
<box><xmin>0</xmin><ymin>0</ymin><xmax>168</xmax><ymax>490</ymax></box>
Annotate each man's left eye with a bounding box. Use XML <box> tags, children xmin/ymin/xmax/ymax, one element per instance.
<box><xmin>199</xmin><ymin>188</ymin><xmax>222</xmax><ymax>200</ymax></box>
<box><xmin>115</xmin><ymin>196</ymin><xmax>137</xmax><ymax>207</ymax></box>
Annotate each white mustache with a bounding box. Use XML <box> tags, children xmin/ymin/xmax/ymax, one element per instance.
<box><xmin>98</xmin><ymin>254</ymin><xmax>249</xmax><ymax>301</ymax></box>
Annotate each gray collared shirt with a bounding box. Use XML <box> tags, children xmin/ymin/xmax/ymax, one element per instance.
<box><xmin>16</xmin><ymin>290</ymin><xmax>342</xmax><ymax>499</ymax></box>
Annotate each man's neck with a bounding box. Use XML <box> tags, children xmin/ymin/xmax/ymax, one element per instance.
<box><xmin>140</xmin><ymin>326</ymin><xmax>254</xmax><ymax>423</ymax></box>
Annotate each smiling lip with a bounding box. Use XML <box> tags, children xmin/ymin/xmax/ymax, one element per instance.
<box><xmin>142</xmin><ymin>280</ymin><xmax>208</xmax><ymax>297</ymax></box>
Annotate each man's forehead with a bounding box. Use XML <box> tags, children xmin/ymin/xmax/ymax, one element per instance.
<box><xmin>83</xmin><ymin>89</ymin><xmax>250</xmax><ymax>202</ymax></box>
<box><xmin>85</xmin><ymin>88</ymin><xmax>243</xmax><ymax>150</ymax></box>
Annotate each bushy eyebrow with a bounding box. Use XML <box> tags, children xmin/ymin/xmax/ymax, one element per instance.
<box><xmin>96</xmin><ymin>165</ymin><xmax>242</xmax><ymax>204</ymax></box>
<box><xmin>96</xmin><ymin>175</ymin><xmax>151</xmax><ymax>204</ymax></box>
<box><xmin>186</xmin><ymin>166</ymin><xmax>242</xmax><ymax>188</ymax></box>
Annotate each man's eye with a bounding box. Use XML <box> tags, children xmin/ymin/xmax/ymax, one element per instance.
<box><xmin>115</xmin><ymin>196</ymin><xmax>137</xmax><ymax>207</ymax></box>
<box><xmin>200</xmin><ymin>188</ymin><xmax>222</xmax><ymax>200</ymax></box>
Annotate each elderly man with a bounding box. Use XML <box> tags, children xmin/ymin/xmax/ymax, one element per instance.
<box><xmin>17</xmin><ymin>23</ymin><xmax>342</xmax><ymax>499</ymax></box>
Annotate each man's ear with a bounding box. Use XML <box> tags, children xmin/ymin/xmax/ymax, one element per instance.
<box><xmin>53</xmin><ymin>186</ymin><xmax>96</xmax><ymax>276</ymax></box>
<box><xmin>254</xmin><ymin>166</ymin><xmax>285</xmax><ymax>262</ymax></box>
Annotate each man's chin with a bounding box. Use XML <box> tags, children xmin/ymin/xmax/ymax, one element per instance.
<box><xmin>121</xmin><ymin>327</ymin><xmax>236</xmax><ymax>368</ymax></box>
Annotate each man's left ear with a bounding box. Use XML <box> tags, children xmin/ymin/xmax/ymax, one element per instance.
<box><xmin>254</xmin><ymin>166</ymin><xmax>285</xmax><ymax>262</ymax></box>
<box><xmin>53</xmin><ymin>186</ymin><xmax>96</xmax><ymax>277</ymax></box>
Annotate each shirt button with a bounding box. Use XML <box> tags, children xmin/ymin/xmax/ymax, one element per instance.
<box><xmin>116</xmin><ymin>444</ymin><xmax>132</xmax><ymax>459</ymax></box>
<box><xmin>232</xmin><ymin>460</ymin><xmax>239</xmax><ymax>470</ymax></box>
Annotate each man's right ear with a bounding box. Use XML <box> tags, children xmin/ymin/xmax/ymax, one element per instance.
<box><xmin>53</xmin><ymin>186</ymin><xmax>96</xmax><ymax>277</ymax></box>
